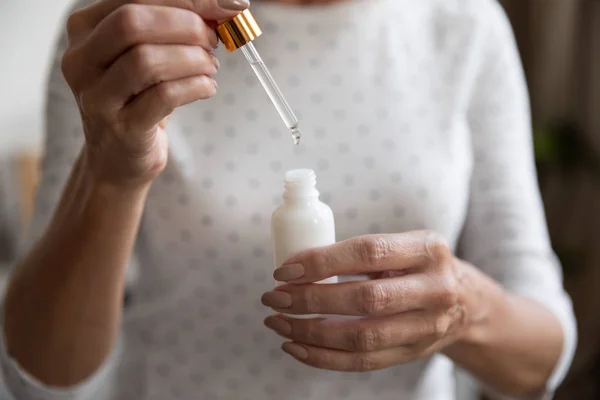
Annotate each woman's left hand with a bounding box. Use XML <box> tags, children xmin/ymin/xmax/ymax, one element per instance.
<box><xmin>261</xmin><ymin>230</ymin><xmax>482</xmax><ymax>372</ymax></box>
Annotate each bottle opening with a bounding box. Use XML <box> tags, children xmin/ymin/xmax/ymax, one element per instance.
<box><xmin>285</xmin><ymin>169</ymin><xmax>317</xmax><ymax>187</ymax></box>
<box><xmin>283</xmin><ymin>169</ymin><xmax>318</xmax><ymax>198</ymax></box>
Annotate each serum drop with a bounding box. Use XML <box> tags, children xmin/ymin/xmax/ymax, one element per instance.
<box><xmin>271</xmin><ymin>169</ymin><xmax>338</xmax><ymax>298</ymax></box>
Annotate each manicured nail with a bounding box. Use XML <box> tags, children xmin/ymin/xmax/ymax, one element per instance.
<box><xmin>217</xmin><ymin>0</ymin><xmax>250</xmax><ymax>11</ymax></box>
<box><xmin>274</xmin><ymin>263</ymin><xmax>305</xmax><ymax>282</ymax></box>
<box><xmin>264</xmin><ymin>315</ymin><xmax>292</xmax><ymax>335</ymax></box>
<box><xmin>210</xmin><ymin>54</ymin><xmax>220</xmax><ymax>71</ymax></box>
<box><xmin>209</xmin><ymin>31</ymin><xmax>220</xmax><ymax>50</ymax></box>
<box><xmin>261</xmin><ymin>291</ymin><xmax>292</xmax><ymax>309</ymax></box>
<box><xmin>282</xmin><ymin>342</ymin><xmax>308</xmax><ymax>360</ymax></box>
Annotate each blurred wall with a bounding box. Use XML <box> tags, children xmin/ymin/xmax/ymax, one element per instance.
<box><xmin>500</xmin><ymin>1</ymin><xmax>600</xmax><ymax>399</ymax></box>
<box><xmin>0</xmin><ymin>0</ymin><xmax>73</xmax><ymax>157</ymax></box>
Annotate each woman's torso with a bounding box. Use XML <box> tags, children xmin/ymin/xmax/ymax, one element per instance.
<box><xmin>110</xmin><ymin>0</ymin><xmax>484</xmax><ymax>398</ymax></box>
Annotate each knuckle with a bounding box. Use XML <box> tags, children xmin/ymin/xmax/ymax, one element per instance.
<box><xmin>66</xmin><ymin>9</ymin><xmax>86</xmax><ymax>38</ymax></box>
<box><xmin>129</xmin><ymin>44</ymin><xmax>155</xmax><ymax>74</ymax></box>
<box><xmin>351</xmin><ymin>329</ymin><xmax>377</xmax><ymax>352</ymax></box>
<box><xmin>113</xmin><ymin>4</ymin><xmax>146</xmax><ymax>42</ymax></box>
<box><xmin>357</xmin><ymin>236</ymin><xmax>392</xmax><ymax>267</ymax></box>
<box><xmin>357</xmin><ymin>283</ymin><xmax>390</xmax><ymax>316</ymax></box>
<box><xmin>154</xmin><ymin>83</ymin><xmax>177</xmax><ymax>107</ymax></box>
<box><xmin>192</xmin><ymin>49</ymin><xmax>216</xmax><ymax>75</ymax></box>
<box><xmin>423</xmin><ymin>231</ymin><xmax>451</xmax><ymax>264</ymax></box>
<box><xmin>303</xmin><ymin>322</ymin><xmax>325</xmax><ymax>345</ymax></box>
<box><xmin>297</xmin><ymin>287</ymin><xmax>321</xmax><ymax>314</ymax></box>
<box><xmin>438</xmin><ymin>277</ymin><xmax>460</xmax><ymax>308</ymax></box>
<box><xmin>349</xmin><ymin>327</ymin><xmax>387</xmax><ymax>352</ymax></box>
<box><xmin>352</xmin><ymin>354</ymin><xmax>378</xmax><ymax>372</ymax></box>
<box><xmin>305</xmin><ymin>250</ymin><xmax>328</xmax><ymax>278</ymax></box>
<box><xmin>188</xmin><ymin>13</ymin><xmax>207</xmax><ymax>43</ymax></box>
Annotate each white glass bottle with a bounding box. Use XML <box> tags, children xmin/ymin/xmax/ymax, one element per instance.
<box><xmin>271</xmin><ymin>169</ymin><xmax>338</xmax><ymax>287</ymax></box>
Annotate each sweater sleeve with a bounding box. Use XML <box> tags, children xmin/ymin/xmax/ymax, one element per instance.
<box><xmin>457</xmin><ymin>1</ymin><xmax>577</xmax><ymax>398</ymax></box>
<box><xmin>0</xmin><ymin>334</ymin><xmax>122</xmax><ymax>400</ymax></box>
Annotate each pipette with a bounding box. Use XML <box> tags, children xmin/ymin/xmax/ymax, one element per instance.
<box><xmin>217</xmin><ymin>9</ymin><xmax>302</xmax><ymax>145</ymax></box>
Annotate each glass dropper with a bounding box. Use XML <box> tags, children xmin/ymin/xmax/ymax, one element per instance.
<box><xmin>240</xmin><ymin>42</ymin><xmax>301</xmax><ymax>145</ymax></box>
<box><xmin>217</xmin><ymin>9</ymin><xmax>302</xmax><ymax>145</ymax></box>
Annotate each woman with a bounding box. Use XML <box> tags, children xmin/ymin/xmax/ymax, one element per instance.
<box><xmin>0</xmin><ymin>0</ymin><xmax>576</xmax><ymax>399</ymax></box>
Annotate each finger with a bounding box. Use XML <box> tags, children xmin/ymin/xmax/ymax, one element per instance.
<box><xmin>100</xmin><ymin>44</ymin><xmax>218</xmax><ymax>106</ymax></box>
<box><xmin>121</xmin><ymin>74</ymin><xmax>217</xmax><ymax>133</ymax></box>
<box><xmin>274</xmin><ymin>230</ymin><xmax>451</xmax><ymax>284</ymax></box>
<box><xmin>71</xmin><ymin>0</ymin><xmax>247</xmax><ymax>36</ymax></box>
<box><xmin>280</xmin><ymin>341</ymin><xmax>415</xmax><ymax>372</ymax></box>
<box><xmin>262</xmin><ymin>275</ymin><xmax>453</xmax><ymax>317</ymax></box>
<box><xmin>83</xmin><ymin>5</ymin><xmax>218</xmax><ymax>69</ymax></box>
<box><xmin>265</xmin><ymin>311</ymin><xmax>436</xmax><ymax>352</ymax></box>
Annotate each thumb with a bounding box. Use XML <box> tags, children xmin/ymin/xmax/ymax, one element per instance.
<box><xmin>81</xmin><ymin>0</ymin><xmax>248</xmax><ymax>31</ymax></box>
<box><xmin>193</xmin><ymin>0</ymin><xmax>250</xmax><ymax>20</ymax></box>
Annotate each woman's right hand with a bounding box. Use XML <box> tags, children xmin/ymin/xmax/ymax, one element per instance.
<box><xmin>61</xmin><ymin>0</ymin><xmax>248</xmax><ymax>187</ymax></box>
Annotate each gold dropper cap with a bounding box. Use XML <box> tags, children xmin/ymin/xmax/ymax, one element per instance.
<box><xmin>217</xmin><ymin>9</ymin><xmax>262</xmax><ymax>52</ymax></box>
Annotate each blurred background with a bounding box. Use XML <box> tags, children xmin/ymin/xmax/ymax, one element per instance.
<box><xmin>498</xmin><ymin>1</ymin><xmax>600</xmax><ymax>399</ymax></box>
<box><xmin>0</xmin><ymin>0</ymin><xmax>599</xmax><ymax>398</ymax></box>
<box><xmin>0</xmin><ymin>0</ymin><xmax>74</xmax><ymax>293</ymax></box>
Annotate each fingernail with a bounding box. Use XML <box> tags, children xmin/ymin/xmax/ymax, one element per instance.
<box><xmin>264</xmin><ymin>315</ymin><xmax>292</xmax><ymax>335</ymax></box>
<box><xmin>210</xmin><ymin>54</ymin><xmax>220</xmax><ymax>71</ymax></box>
<box><xmin>282</xmin><ymin>342</ymin><xmax>308</xmax><ymax>360</ymax></box>
<box><xmin>212</xmin><ymin>79</ymin><xmax>219</xmax><ymax>90</ymax></box>
<box><xmin>209</xmin><ymin>31</ymin><xmax>219</xmax><ymax>50</ymax></box>
<box><xmin>261</xmin><ymin>291</ymin><xmax>292</xmax><ymax>309</ymax></box>
<box><xmin>217</xmin><ymin>0</ymin><xmax>250</xmax><ymax>11</ymax></box>
<box><xmin>274</xmin><ymin>263</ymin><xmax>305</xmax><ymax>282</ymax></box>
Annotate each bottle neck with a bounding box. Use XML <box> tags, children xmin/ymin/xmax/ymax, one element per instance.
<box><xmin>283</xmin><ymin>188</ymin><xmax>320</xmax><ymax>205</ymax></box>
<box><xmin>282</xmin><ymin>169</ymin><xmax>320</xmax><ymax>206</ymax></box>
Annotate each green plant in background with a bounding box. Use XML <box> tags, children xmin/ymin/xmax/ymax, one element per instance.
<box><xmin>533</xmin><ymin>121</ymin><xmax>598</xmax><ymax>277</ymax></box>
<box><xmin>534</xmin><ymin>122</ymin><xmax>600</xmax><ymax>177</ymax></box>
<box><xmin>533</xmin><ymin>128</ymin><xmax>562</xmax><ymax>164</ymax></box>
